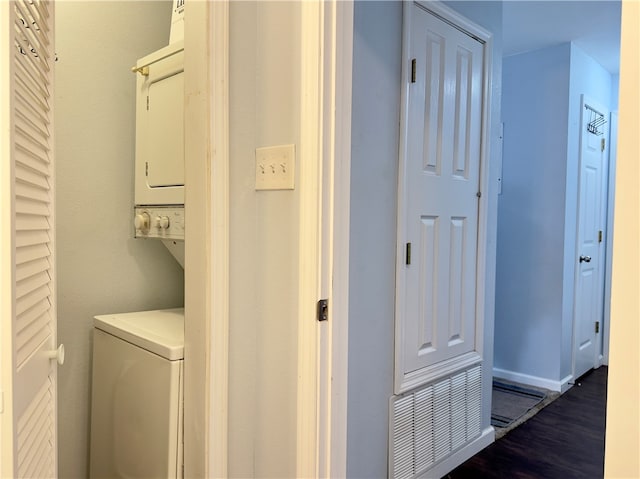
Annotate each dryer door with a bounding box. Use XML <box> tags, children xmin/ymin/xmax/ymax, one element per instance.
<box><xmin>134</xmin><ymin>43</ymin><xmax>185</xmax><ymax>206</ymax></box>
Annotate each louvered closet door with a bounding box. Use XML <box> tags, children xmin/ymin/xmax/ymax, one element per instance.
<box><xmin>1</xmin><ymin>1</ymin><xmax>59</xmax><ymax>477</ymax></box>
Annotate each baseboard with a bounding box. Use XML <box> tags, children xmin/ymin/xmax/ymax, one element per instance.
<box><xmin>417</xmin><ymin>427</ymin><xmax>495</xmax><ymax>479</ymax></box>
<box><xmin>493</xmin><ymin>367</ymin><xmax>572</xmax><ymax>393</ymax></box>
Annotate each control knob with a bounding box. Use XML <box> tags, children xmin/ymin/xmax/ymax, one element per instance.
<box><xmin>134</xmin><ymin>212</ymin><xmax>150</xmax><ymax>231</ymax></box>
<box><xmin>155</xmin><ymin>216</ymin><xmax>170</xmax><ymax>230</ymax></box>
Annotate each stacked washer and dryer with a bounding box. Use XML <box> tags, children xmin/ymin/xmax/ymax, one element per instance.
<box><xmin>89</xmin><ymin>3</ymin><xmax>186</xmax><ymax>478</ymax></box>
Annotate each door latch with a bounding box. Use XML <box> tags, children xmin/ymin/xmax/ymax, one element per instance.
<box><xmin>317</xmin><ymin>299</ymin><xmax>328</xmax><ymax>322</ymax></box>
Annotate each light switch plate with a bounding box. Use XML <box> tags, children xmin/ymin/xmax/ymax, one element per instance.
<box><xmin>255</xmin><ymin>144</ymin><xmax>295</xmax><ymax>190</ymax></box>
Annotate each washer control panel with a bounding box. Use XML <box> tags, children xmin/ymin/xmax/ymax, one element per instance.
<box><xmin>134</xmin><ymin>206</ymin><xmax>184</xmax><ymax>240</ymax></box>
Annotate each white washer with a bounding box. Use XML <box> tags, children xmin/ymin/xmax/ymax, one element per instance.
<box><xmin>89</xmin><ymin>308</ymin><xmax>184</xmax><ymax>479</ymax></box>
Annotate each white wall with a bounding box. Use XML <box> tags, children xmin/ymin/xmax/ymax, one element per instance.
<box><xmin>346</xmin><ymin>2</ymin><xmax>502</xmax><ymax>476</ymax></box>
<box><xmin>228</xmin><ymin>2</ymin><xmax>301</xmax><ymax>477</ymax></box>
<box><xmin>55</xmin><ymin>2</ymin><xmax>184</xmax><ymax>477</ymax></box>
<box><xmin>496</xmin><ymin>42</ymin><xmax>612</xmax><ymax>387</ymax></box>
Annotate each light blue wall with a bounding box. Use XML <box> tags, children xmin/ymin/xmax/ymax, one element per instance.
<box><xmin>496</xmin><ymin>42</ymin><xmax>612</xmax><ymax>385</ymax></box>
<box><xmin>347</xmin><ymin>2</ymin><xmax>402</xmax><ymax>476</ymax></box>
<box><xmin>346</xmin><ymin>1</ymin><xmax>502</xmax><ymax>476</ymax></box>
<box><xmin>611</xmin><ymin>74</ymin><xmax>620</xmax><ymax>111</ymax></box>
<box><xmin>497</xmin><ymin>44</ymin><xmax>571</xmax><ymax>382</ymax></box>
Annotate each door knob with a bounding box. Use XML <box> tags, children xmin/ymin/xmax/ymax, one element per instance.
<box><xmin>46</xmin><ymin>344</ymin><xmax>65</xmax><ymax>366</ymax></box>
<box><xmin>579</xmin><ymin>255</ymin><xmax>592</xmax><ymax>263</ymax></box>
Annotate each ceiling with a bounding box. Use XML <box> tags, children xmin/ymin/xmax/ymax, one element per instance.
<box><xmin>503</xmin><ymin>0</ymin><xmax>622</xmax><ymax>74</ymax></box>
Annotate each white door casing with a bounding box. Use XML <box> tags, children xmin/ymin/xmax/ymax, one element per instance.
<box><xmin>395</xmin><ymin>1</ymin><xmax>488</xmax><ymax>394</ymax></box>
<box><xmin>1</xmin><ymin>0</ymin><xmax>60</xmax><ymax>477</ymax></box>
<box><xmin>573</xmin><ymin>96</ymin><xmax>609</xmax><ymax>380</ymax></box>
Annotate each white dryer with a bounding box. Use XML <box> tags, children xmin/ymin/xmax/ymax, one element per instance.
<box><xmin>89</xmin><ymin>308</ymin><xmax>184</xmax><ymax>479</ymax></box>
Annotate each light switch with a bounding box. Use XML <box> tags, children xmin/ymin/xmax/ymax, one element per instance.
<box><xmin>255</xmin><ymin>144</ymin><xmax>295</xmax><ymax>190</ymax></box>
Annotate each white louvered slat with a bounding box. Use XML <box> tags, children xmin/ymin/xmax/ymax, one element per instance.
<box><xmin>16</xmin><ymin>161</ymin><xmax>50</xmax><ymax>190</ymax></box>
<box><xmin>16</xmin><ymin>307</ymin><xmax>50</xmax><ymax>369</ymax></box>
<box><xmin>16</xmin><ymin>195</ymin><xmax>49</xmax><ymax>217</ymax></box>
<box><xmin>15</xmin><ymin>229</ymin><xmax>49</xmax><ymax>249</ymax></box>
<box><xmin>14</xmin><ymin>61</ymin><xmax>50</xmax><ymax>114</ymax></box>
<box><xmin>16</xmin><ymin>270</ymin><xmax>49</xmax><ymax>300</ymax></box>
<box><xmin>450</xmin><ymin>372</ymin><xmax>467</xmax><ymax>450</ymax></box>
<box><xmin>413</xmin><ymin>386</ymin><xmax>434</xmax><ymax>472</ymax></box>
<box><xmin>13</xmin><ymin>18</ymin><xmax>49</xmax><ymax>78</ymax></box>
<box><xmin>17</xmin><ymin>319</ymin><xmax>50</xmax><ymax>367</ymax></box>
<box><xmin>16</xmin><ymin>108</ymin><xmax>49</xmax><ymax>147</ymax></box>
<box><xmin>15</xmin><ymin>283</ymin><xmax>50</xmax><ymax>316</ymax></box>
<box><xmin>17</xmin><ymin>380</ymin><xmax>53</xmax><ymax>478</ymax></box>
<box><xmin>16</xmin><ymin>261</ymin><xmax>51</xmax><ymax>295</ymax></box>
<box><xmin>20</xmin><ymin>0</ymin><xmax>50</xmax><ymax>37</ymax></box>
<box><xmin>16</xmin><ymin>128</ymin><xmax>49</xmax><ymax>164</ymax></box>
<box><xmin>15</xmin><ymin>297</ymin><xmax>49</xmax><ymax>333</ymax></box>
<box><xmin>16</xmin><ymin>183</ymin><xmax>49</xmax><ymax>208</ymax></box>
<box><xmin>15</xmin><ymin>242</ymin><xmax>50</xmax><ymax>263</ymax></box>
<box><xmin>13</xmin><ymin>38</ymin><xmax>48</xmax><ymax>93</ymax></box>
<box><xmin>14</xmin><ymin>3</ymin><xmax>48</xmax><ymax>57</ymax></box>
<box><xmin>390</xmin><ymin>364</ymin><xmax>483</xmax><ymax>478</ymax></box>
<box><xmin>16</xmin><ymin>146</ymin><xmax>49</xmax><ymax>177</ymax></box>
<box><xmin>15</xmin><ymin>85</ymin><xmax>49</xmax><ymax>129</ymax></box>
<box><xmin>433</xmin><ymin>379</ymin><xmax>451</xmax><ymax>462</ymax></box>
<box><xmin>16</xmin><ymin>214</ymin><xmax>49</xmax><ymax>232</ymax></box>
<box><xmin>392</xmin><ymin>395</ymin><xmax>415</xmax><ymax>479</ymax></box>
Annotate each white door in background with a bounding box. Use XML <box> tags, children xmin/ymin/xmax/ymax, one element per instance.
<box><xmin>396</xmin><ymin>3</ymin><xmax>484</xmax><ymax>391</ymax></box>
<box><xmin>1</xmin><ymin>1</ymin><xmax>60</xmax><ymax>477</ymax></box>
<box><xmin>573</xmin><ymin>96</ymin><xmax>609</xmax><ymax>380</ymax></box>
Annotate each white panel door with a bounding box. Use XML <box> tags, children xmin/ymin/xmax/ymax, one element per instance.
<box><xmin>573</xmin><ymin>96</ymin><xmax>608</xmax><ymax>379</ymax></box>
<box><xmin>1</xmin><ymin>1</ymin><xmax>59</xmax><ymax>477</ymax></box>
<box><xmin>400</xmin><ymin>4</ymin><xmax>483</xmax><ymax>379</ymax></box>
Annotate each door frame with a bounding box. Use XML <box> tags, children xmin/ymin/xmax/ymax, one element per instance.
<box><xmin>602</xmin><ymin>110</ymin><xmax>617</xmax><ymax>365</ymax></box>
<box><xmin>394</xmin><ymin>0</ymin><xmax>494</xmax><ymax>394</ymax></box>
<box><xmin>297</xmin><ymin>1</ymin><xmax>354</xmax><ymax>477</ymax></box>
<box><xmin>183</xmin><ymin>1</ymin><xmax>229</xmax><ymax>477</ymax></box>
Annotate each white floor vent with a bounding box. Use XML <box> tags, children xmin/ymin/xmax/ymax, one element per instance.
<box><xmin>390</xmin><ymin>364</ymin><xmax>482</xmax><ymax>478</ymax></box>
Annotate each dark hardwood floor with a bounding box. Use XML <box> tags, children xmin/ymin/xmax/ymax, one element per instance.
<box><xmin>445</xmin><ymin>366</ymin><xmax>608</xmax><ymax>479</ymax></box>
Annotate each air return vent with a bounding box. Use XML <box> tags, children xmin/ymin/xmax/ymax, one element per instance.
<box><xmin>390</xmin><ymin>364</ymin><xmax>482</xmax><ymax>478</ymax></box>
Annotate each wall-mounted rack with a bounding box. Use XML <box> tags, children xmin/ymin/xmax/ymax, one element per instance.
<box><xmin>585</xmin><ymin>104</ymin><xmax>607</xmax><ymax>136</ymax></box>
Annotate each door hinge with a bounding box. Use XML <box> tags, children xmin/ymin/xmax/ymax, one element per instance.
<box><xmin>406</xmin><ymin>242</ymin><xmax>412</xmax><ymax>265</ymax></box>
<box><xmin>146</xmin><ymin>95</ymin><xmax>150</xmax><ymax>111</ymax></box>
<box><xmin>145</xmin><ymin>161</ymin><xmax>149</xmax><ymax>177</ymax></box>
<box><xmin>601</xmin><ymin>138</ymin><xmax>605</xmax><ymax>152</ymax></box>
<box><xmin>598</xmin><ymin>230</ymin><xmax>603</xmax><ymax>243</ymax></box>
<box><xmin>411</xmin><ymin>59</ymin><xmax>417</xmax><ymax>83</ymax></box>
<box><xmin>595</xmin><ymin>321</ymin><xmax>600</xmax><ymax>334</ymax></box>
<box><xmin>317</xmin><ymin>299</ymin><xmax>328</xmax><ymax>322</ymax></box>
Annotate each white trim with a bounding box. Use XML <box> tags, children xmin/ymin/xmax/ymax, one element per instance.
<box><xmin>602</xmin><ymin>111</ymin><xmax>618</xmax><ymax>365</ymax></box>
<box><xmin>325</xmin><ymin>2</ymin><xmax>353</xmax><ymax>477</ymax></box>
<box><xmin>297</xmin><ymin>2</ymin><xmax>354</xmax><ymax>476</ymax></box>
<box><xmin>493</xmin><ymin>368</ymin><xmax>573</xmax><ymax>393</ymax></box>
<box><xmin>208</xmin><ymin>2</ymin><xmax>229</xmax><ymax>477</ymax></box>
<box><xmin>417</xmin><ymin>427</ymin><xmax>495</xmax><ymax>479</ymax></box>
<box><xmin>1</xmin><ymin>3</ymin><xmax>15</xmax><ymax>474</ymax></box>
<box><xmin>184</xmin><ymin>2</ymin><xmax>229</xmax><ymax>477</ymax></box>
<box><xmin>394</xmin><ymin>0</ymin><xmax>494</xmax><ymax>394</ymax></box>
<box><xmin>297</xmin><ymin>1</ymin><xmax>324</xmax><ymax>476</ymax></box>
